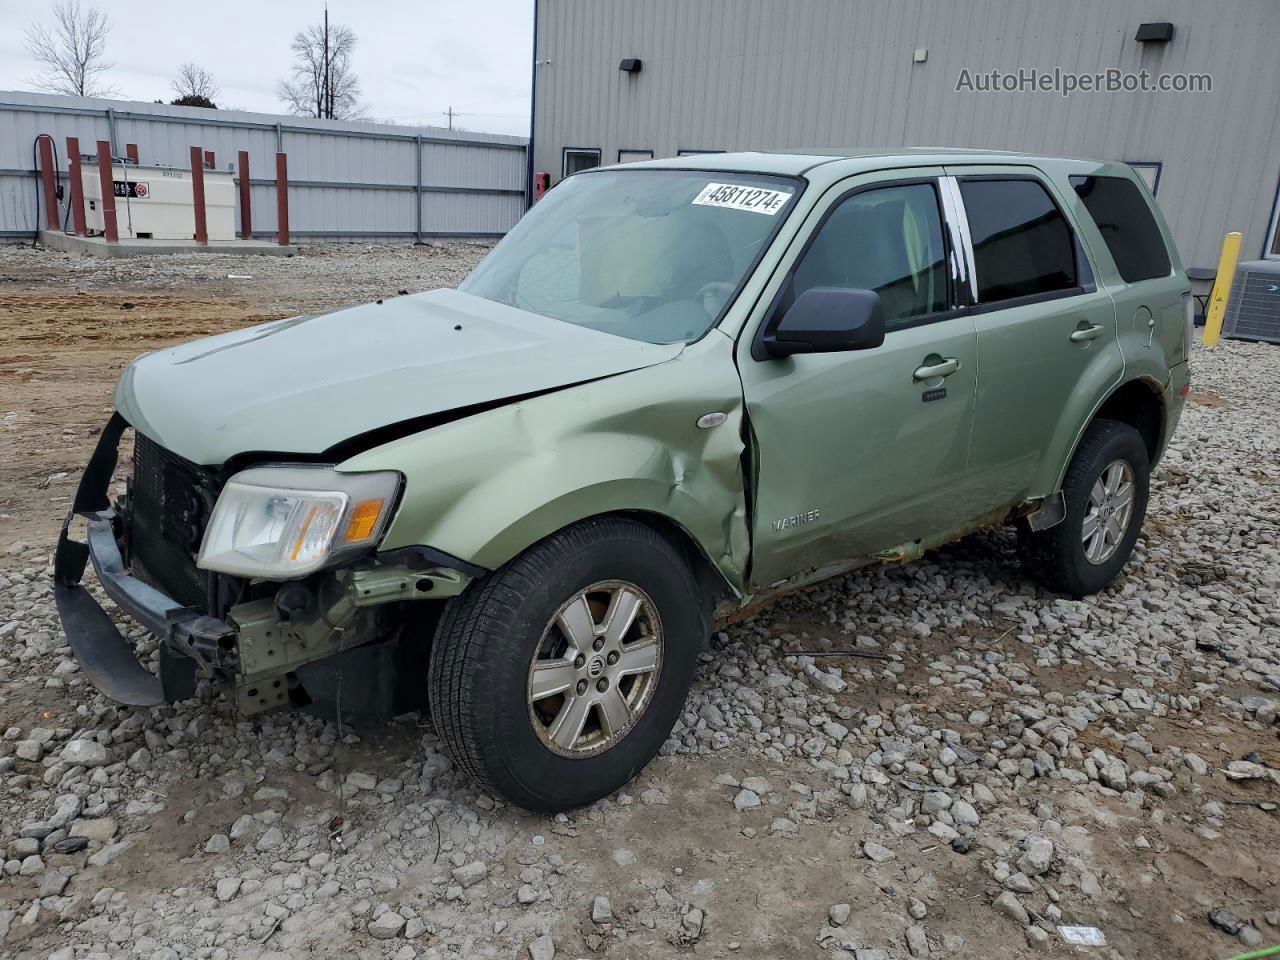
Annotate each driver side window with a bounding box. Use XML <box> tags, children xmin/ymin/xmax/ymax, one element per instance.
<box><xmin>788</xmin><ymin>182</ymin><xmax>949</xmax><ymax>330</ymax></box>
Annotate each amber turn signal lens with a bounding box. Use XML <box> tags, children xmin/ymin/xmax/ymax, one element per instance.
<box><xmin>343</xmin><ymin>498</ymin><xmax>384</xmax><ymax>542</ymax></box>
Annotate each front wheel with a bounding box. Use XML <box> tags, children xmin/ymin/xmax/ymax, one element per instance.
<box><xmin>427</xmin><ymin>517</ymin><xmax>705</xmax><ymax>811</ymax></box>
<box><xmin>1019</xmin><ymin>419</ymin><xmax>1150</xmax><ymax>597</ymax></box>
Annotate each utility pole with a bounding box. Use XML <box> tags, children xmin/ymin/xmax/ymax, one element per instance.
<box><xmin>321</xmin><ymin>4</ymin><xmax>331</xmax><ymax>119</ymax></box>
<box><xmin>444</xmin><ymin>106</ymin><xmax>457</xmax><ymax>130</ymax></box>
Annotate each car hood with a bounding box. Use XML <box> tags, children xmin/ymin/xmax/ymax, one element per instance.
<box><xmin>115</xmin><ymin>288</ymin><xmax>684</xmax><ymax>465</ymax></box>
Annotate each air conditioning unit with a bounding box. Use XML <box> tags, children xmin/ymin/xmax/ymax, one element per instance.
<box><xmin>81</xmin><ymin>160</ymin><xmax>235</xmax><ymax>241</ymax></box>
<box><xmin>1221</xmin><ymin>259</ymin><xmax>1280</xmax><ymax>344</ymax></box>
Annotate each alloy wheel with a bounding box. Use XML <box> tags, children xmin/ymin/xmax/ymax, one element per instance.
<box><xmin>1082</xmin><ymin>459</ymin><xmax>1135</xmax><ymax>565</ymax></box>
<box><xmin>526</xmin><ymin>580</ymin><xmax>663</xmax><ymax>757</ymax></box>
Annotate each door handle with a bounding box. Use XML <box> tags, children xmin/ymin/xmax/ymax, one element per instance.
<box><xmin>1070</xmin><ymin>323</ymin><xmax>1106</xmax><ymax>342</ymax></box>
<box><xmin>913</xmin><ymin>358</ymin><xmax>959</xmax><ymax>381</ymax></box>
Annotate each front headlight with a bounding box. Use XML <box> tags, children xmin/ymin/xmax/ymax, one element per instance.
<box><xmin>197</xmin><ymin>466</ymin><xmax>400</xmax><ymax>578</ymax></box>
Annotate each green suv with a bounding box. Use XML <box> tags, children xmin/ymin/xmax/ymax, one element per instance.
<box><xmin>55</xmin><ymin>150</ymin><xmax>1190</xmax><ymax>811</ymax></box>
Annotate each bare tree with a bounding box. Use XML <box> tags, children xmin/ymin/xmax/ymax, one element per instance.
<box><xmin>277</xmin><ymin>9</ymin><xmax>364</xmax><ymax>120</ymax></box>
<box><xmin>171</xmin><ymin>63</ymin><xmax>219</xmax><ymax>108</ymax></box>
<box><xmin>24</xmin><ymin>0</ymin><xmax>115</xmax><ymax>98</ymax></box>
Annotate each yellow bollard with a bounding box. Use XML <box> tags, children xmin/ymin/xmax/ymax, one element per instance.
<box><xmin>1202</xmin><ymin>231</ymin><xmax>1243</xmax><ymax>347</ymax></box>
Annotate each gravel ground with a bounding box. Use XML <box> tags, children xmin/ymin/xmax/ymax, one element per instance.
<box><xmin>1</xmin><ymin>245</ymin><xmax>1278</xmax><ymax>960</ymax></box>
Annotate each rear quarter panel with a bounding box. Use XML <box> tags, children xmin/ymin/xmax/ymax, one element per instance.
<box><xmin>1048</xmin><ymin>159</ymin><xmax>1189</xmax><ymax>476</ymax></box>
<box><xmin>1063</xmin><ymin>160</ymin><xmax>1189</xmax><ymax>366</ymax></box>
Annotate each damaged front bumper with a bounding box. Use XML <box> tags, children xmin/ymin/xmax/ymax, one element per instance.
<box><xmin>53</xmin><ymin>415</ymin><xmax>478</xmax><ymax>714</ymax></box>
<box><xmin>54</xmin><ymin>508</ymin><xmax>233</xmax><ymax>707</ymax></box>
<box><xmin>53</xmin><ymin>415</ymin><xmax>224</xmax><ymax>707</ymax></box>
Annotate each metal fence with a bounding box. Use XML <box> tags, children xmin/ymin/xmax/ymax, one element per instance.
<box><xmin>0</xmin><ymin>91</ymin><xmax>528</xmax><ymax>243</ymax></box>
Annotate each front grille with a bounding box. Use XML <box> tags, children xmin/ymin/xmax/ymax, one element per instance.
<box><xmin>128</xmin><ymin>432</ymin><xmax>221</xmax><ymax>609</ymax></box>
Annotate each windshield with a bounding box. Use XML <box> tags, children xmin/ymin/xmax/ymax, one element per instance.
<box><xmin>461</xmin><ymin>170</ymin><xmax>799</xmax><ymax>344</ymax></box>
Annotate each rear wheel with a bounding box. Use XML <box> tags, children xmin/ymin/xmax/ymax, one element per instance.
<box><xmin>1019</xmin><ymin>419</ymin><xmax>1150</xmax><ymax>597</ymax></box>
<box><xmin>427</xmin><ymin>517</ymin><xmax>705</xmax><ymax>811</ymax></box>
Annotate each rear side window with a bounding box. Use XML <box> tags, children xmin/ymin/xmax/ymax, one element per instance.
<box><xmin>1069</xmin><ymin>175</ymin><xmax>1171</xmax><ymax>282</ymax></box>
<box><xmin>959</xmin><ymin>179</ymin><xmax>1078</xmax><ymax>303</ymax></box>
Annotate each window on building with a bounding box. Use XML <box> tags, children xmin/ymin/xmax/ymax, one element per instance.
<box><xmin>617</xmin><ymin>149</ymin><xmax>654</xmax><ymax>163</ymax></box>
<box><xmin>958</xmin><ymin>179</ymin><xmax>1078</xmax><ymax>304</ymax></box>
<box><xmin>677</xmin><ymin>149</ymin><xmax>723</xmax><ymax>156</ymax></box>
<box><xmin>1070</xmin><ymin>175</ymin><xmax>1172</xmax><ymax>282</ymax></box>
<box><xmin>562</xmin><ymin>148</ymin><xmax>601</xmax><ymax>178</ymax></box>
<box><xmin>1124</xmin><ymin>162</ymin><xmax>1162</xmax><ymax>194</ymax></box>
<box><xmin>786</xmin><ymin>182</ymin><xmax>948</xmax><ymax>328</ymax></box>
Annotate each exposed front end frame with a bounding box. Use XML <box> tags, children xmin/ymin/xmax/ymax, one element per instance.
<box><xmin>54</xmin><ymin>416</ymin><xmax>476</xmax><ymax>716</ymax></box>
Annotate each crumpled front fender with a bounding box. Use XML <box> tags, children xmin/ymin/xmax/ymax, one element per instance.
<box><xmin>339</xmin><ymin>334</ymin><xmax>750</xmax><ymax>593</ymax></box>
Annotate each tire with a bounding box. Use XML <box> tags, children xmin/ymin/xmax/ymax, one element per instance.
<box><xmin>427</xmin><ymin>516</ymin><xmax>705</xmax><ymax>812</ymax></box>
<box><xmin>1019</xmin><ymin>419</ymin><xmax>1150</xmax><ymax>598</ymax></box>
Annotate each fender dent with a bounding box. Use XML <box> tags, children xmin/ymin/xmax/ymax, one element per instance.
<box><xmin>341</xmin><ymin>344</ymin><xmax>752</xmax><ymax>593</ymax></box>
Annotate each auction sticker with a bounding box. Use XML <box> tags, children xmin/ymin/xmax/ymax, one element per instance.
<box><xmin>693</xmin><ymin>182</ymin><xmax>791</xmax><ymax>215</ymax></box>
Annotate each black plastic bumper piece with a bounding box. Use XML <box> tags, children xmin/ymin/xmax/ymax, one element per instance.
<box><xmin>296</xmin><ymin>629</ymin><xmax>430</xmax><ymax>723</ymax></box>
<box><xmin>53</xmin><ymin>415</ymin><xmax>226</xmax><ymax>707</ymax></box>
<box><xmin>54</xmin><ymin>546</ymin><xmax>166</xmax><ymax>707</ymax></box>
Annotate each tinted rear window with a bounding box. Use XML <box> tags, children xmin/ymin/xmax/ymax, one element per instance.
<box><xmin>959</xmin><ymin>179</ymin><xmax>1078</xmax><ymax>304</ymax></box>
<box><xmin>1069</xmin><ymin>175</ymin><xmax>1171</xmax><ymax>282</ymax></box>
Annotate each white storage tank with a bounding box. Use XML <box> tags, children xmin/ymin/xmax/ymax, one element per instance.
<box><xmin>81</xmin><ymin>161</ymin><xmax>235</xmax><ymax>241</ymax></box>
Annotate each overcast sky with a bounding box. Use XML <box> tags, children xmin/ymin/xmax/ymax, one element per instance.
<box><xmin>0</xmin><ymin>0</ymin><xmax>534</xmax><ymax>136</ymax></box>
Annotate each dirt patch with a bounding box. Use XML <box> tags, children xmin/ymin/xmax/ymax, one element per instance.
<box><xmin>1187</xmin><ymin>389</ymin><xmax>1230</xmax><ymax>409</ymax></box>
<box><xmin>0</xmin><ymin>291</ymin><xmax>277</xmax><ymax>549</ymax></box>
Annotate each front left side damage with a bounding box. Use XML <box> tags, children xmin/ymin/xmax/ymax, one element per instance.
<box><xmin>54</xmin><ymin>415</ymin><xmax>477</xmax><ymax>715</ymax></box>
<box><xmin>339</xmin><ymin>332</ymin><xmax>752</xmax><ymax>596</ymax></box>
<box><xmin>57</xmin><ymin>332</ymin><xmax>751</xmax><ymax>716</ymax></box>
<box><xmin>226</xmin><ymin>562</ymin><xmax>465</xmax><ymax>714</ymax></box>
<box><xmin>55</xmin><ymin>414</ymin><xmax>173</xmax><ymax>707</ymax></box>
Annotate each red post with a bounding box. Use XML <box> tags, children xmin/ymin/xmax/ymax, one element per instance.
<box><xmin>66</xmin><ymin>137</ymin><xmax>86</xmax><ymax>236</ymax></box>
<box><xmin>275</xmin><ymin>152</ymin><xmax>289</xmax><ymax>246</ymax></box>
<box><xmin>125</xmin><ymin>143</ymin><xmax>138</xmax><ymax>164</ymax></box>
<box><xmin>95</xmin><ymin>140</ymin><xmax>119</xmax><ymax>243</ymax></box>
<box><xmin>237</xmin><ymin>150</ymin><xmax>252</xmax><ymax>239</ymax></box>
<box><xmin>204</xmin><ymin>149</ymin><xmax>215</xmax><ymax>169</ymax></box>
<box><xmin>190</xmin><ymin>145</ymin><xmax>208</xmax><ymax>244</ymax></box>
<box><xmin>36</xmin><ymin>136</ymin><xmax>59</xmax><ymax>231</ymax></box>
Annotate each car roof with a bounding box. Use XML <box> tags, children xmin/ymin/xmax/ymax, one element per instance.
<box><xmin>601</xmin><ymin>148</ymin><xmax>1104</xmax><ymax>179</ymax></box>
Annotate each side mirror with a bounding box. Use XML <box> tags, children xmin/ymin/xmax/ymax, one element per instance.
<box><xmin>759</xmin><ymin>287</ymin><xmax>886</xmax><ymax>359</ymax></box>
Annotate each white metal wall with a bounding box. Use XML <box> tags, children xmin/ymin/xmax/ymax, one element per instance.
<box><xmin>0</xmin><ymin>91</ymin><xmax>527</xmax><ymax>242</ymax></box>
<box><xmin>532</xmin><ymin>0</ymin><xmax>1280</xmax><ymax>271</ymax></box>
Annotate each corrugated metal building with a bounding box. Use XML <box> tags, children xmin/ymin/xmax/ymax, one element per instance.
<box><xmin>1</xmin><ymin>91</ymin><xmax>527</xmax><ymax>242</ymax></box>
<box><xmin>530</xmin><ymin>0</ymin><xmax>1280</xmax><ymax>276</ymax></box>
